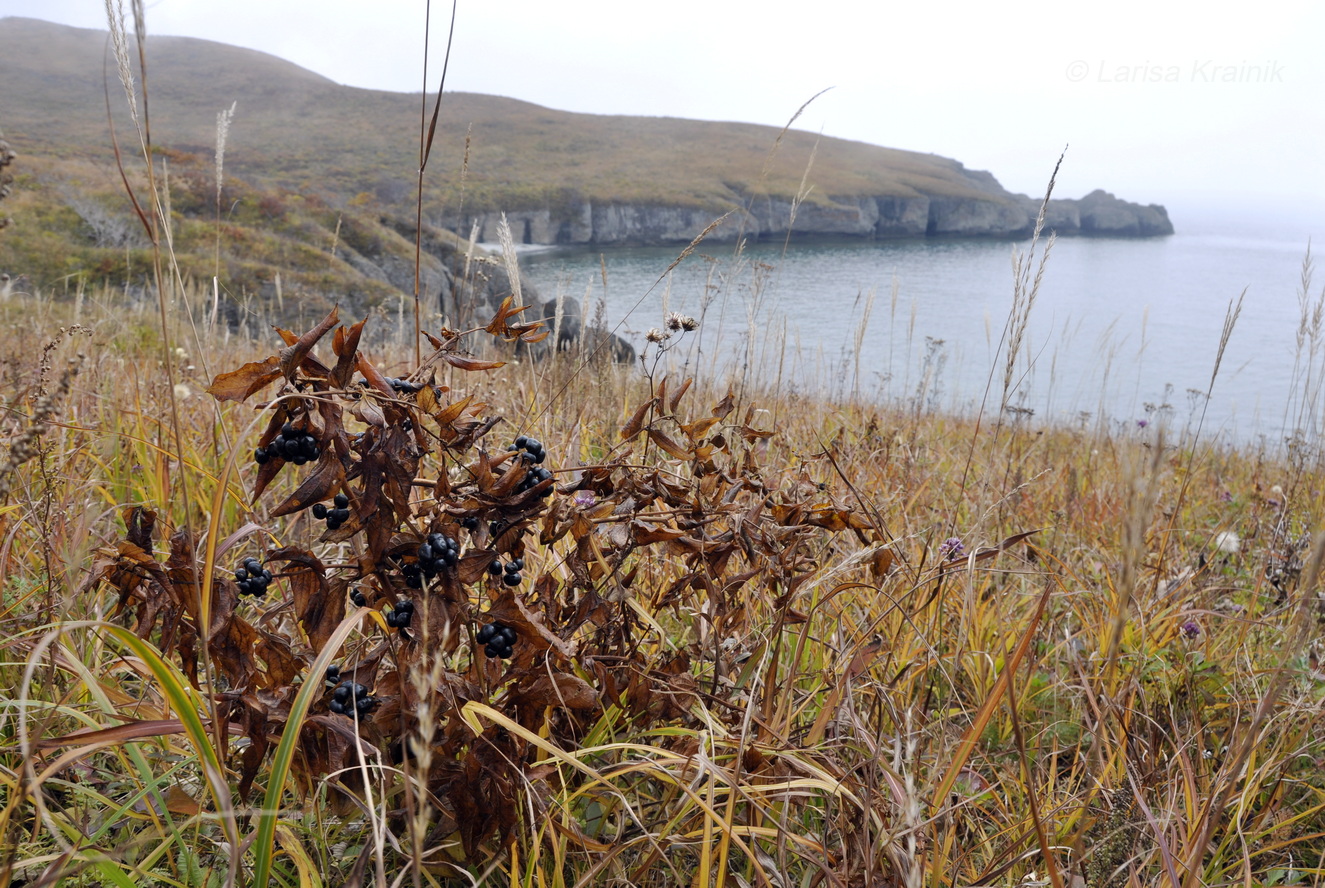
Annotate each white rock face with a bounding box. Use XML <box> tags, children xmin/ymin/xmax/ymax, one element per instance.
<box><xmin>439</xmin><ymin>188</ymin><xmax>1171</xmax><ymax>246</ymax></box>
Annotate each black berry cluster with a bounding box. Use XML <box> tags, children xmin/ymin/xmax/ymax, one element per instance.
<box><xmin>350</xmin><ymin>588</ymin><xmax>368</xmax><ymax>607</ymax></box>
<box><xmin>312</xmin><ymin>493</ymin><xmax>351</xmax><ymax>530</ymax></box>
<box><xmin>387</xmin><ymin>376</ymin><xmax>423</xmax><ymax>394</ymax></box>
<box><xmin>234</xmin><ymin>557</ymin><xmax>273</xmax><ymax>597</ymax></box>
<box><xmin>328</xmin><ymin>679</ymin><xmax>377</xmax><ymax>717</ymax></box>
<box><xmin>476</xmin><ymin>621</ymin><xmax>518</xmax><ymax>659</ymax></box>
<box><xmin>401</xmin><ymin>561</ymin><xmax>423</xmax><ymax>589</ymax></box>
<box><xmin>360</xmin><ymin>376</ymin><xmax>422</xmax><ymax>394</ymax></box>
<box><xmin>325</xmin><ymin>663</ymin><xmax>343</xmax><ymax>684</ymax></box>
<box><xmin>487</xmin><ymin>557</ymin><xmax>525</xmax><ymax>587</ymax></box>
<box><xmin>509</xmin><ymin>436</ymin><xmax>552</xmax><ymax>496</ymax></box>
<box><xmin>461</xmin><ymin>516</ymin><xmax>479</xmax><ymax>532</ymax></box>
<box><xmin>385</xmin><ymin>599</ymin><xmax>414</xmax><ymax>630</ymax></box>
<box><xmin>518</xmin><ymin>465</ymin><xmax>554</xmax><ymax>497</ymax></box>
<box><xmin>507</xmin><ymin>436</ymin><xmax>547</xmax><ymax>464</ymax></box>
<box><xmin>418</xmin><ymin>532</ymin><xmax>459</xmax><ymax>578</ymax></box>
<box><xmin>254</xmin><ymin>422</ymin><xmax>321</xmax><ymax>466</ymax></box>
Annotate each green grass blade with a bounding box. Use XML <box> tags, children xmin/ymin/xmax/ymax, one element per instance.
<box><xmin>251</xmin><ymin>609</ymin><xmax>367</xmax><ymax>888</ymax></box>
<box><xmin>102</xmin><ymin>626</ymin><xmax>238</xmax><ymax>848</ymax></box>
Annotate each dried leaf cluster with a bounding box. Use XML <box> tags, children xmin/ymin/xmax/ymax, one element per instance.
<box><xmin>86</xmin><ymin>305</ymin><xmax>868</xmax><ymax>862</ymax></box>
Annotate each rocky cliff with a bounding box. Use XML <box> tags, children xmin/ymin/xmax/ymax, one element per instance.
<box><xmin>1015</xmin><ymin>190</ymin><xmax>1175</xmax><ymax>237</ymax></box>
<box><xmin>451</xmin><ymin>182</ymin><xmax>1174</xmax><ymax>247</ymax></box>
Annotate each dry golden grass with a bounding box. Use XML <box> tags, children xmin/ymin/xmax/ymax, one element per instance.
<box><xmin>0</xmin><ymin>280</ymin><xmax>1320</xmax><ymax>887</ymax></box>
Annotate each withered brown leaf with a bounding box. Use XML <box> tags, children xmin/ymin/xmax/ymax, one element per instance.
<box><xmin>668</xmin><ymin>377</ymin><xmax>693</xmax><ymax>414</ymax></box>
<box><xmin>631</xmin><ymin>518</ymin><xmax>686</xmax><ymax>545</ymax></box>
<box><xmin>330</xmin><ymin>317</ymin><xmax>367</xmax><ymax>389</ymax></box>
<box><xmin>512</xmin><ymin>673</ymin><xmax>599</xmax><ymax>713</ymax></box>
<box><xmin>355</xmin><ymin>353</ymin><xmax>395</xmax><ymax>396</ymax></box>
<box><xmin>620</xmin><ymin>398</ymin><xmax>656</xmax><ymax>440</ymax></box>
<box><xmin>278</xmin><ymin>307</ymin><xmax>339</xmax><ymax>380</ymax></box>
<box><xmin>680</xmin><ymin>417</ymin><xmax>720</xmax><ymax>443</ymax></box>
<box><xmin>443</xmin><ymin>353</ymin><xmax>506</xmax><ymax>372</ymax></box>
<box><xmin>206</xmin><ymin>357</ymin><xmax>282</xmax><ymax>403</ymax></box>
<box><xmin>483</xmin><ymin>295</ymin><xmax>530</xmax><ymax>338</ymax></box>
<box><xmin>647</xmin><ymin>429</ymin><xmax>693</xmax><ymax>460</ymax></box>
<box><xmin>268</xmin><ymin>547</ymin><xmax>335</xmax><ymax>650</ymax></box>
<box><xmin>271</xmin><ymin>451</ymin><xmax>346</xmax><ymax>518</ymax></box>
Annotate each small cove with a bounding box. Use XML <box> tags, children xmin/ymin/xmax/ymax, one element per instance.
<box><xmin>518</xmin><ymin>209</ymin><xmax>1321</xmax><ymax>446</ymax></box>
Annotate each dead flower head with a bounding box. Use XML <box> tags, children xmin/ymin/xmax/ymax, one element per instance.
<box><xmin>665</xmin><ymin>311</ymin><xmax>698</xmax><ymax>332</ymax></box>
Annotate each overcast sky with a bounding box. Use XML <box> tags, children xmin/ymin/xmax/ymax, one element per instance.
<box><xmin>3</xmin><ymin>0</ymin><xmax>1321</xmax><ymax>228</ymax></box>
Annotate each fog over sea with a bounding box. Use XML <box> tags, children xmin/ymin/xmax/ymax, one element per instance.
<box><xmin>518</xmin><ymin>200</ymin><xmax>1321</xmax><ymax>447</ymax></box>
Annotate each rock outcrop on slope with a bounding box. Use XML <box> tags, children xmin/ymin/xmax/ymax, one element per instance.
<box><xmin>1014</xmin><ymin>190</ymin><xmax>1175</xmax><ymax>237</ymax></box>
<box><xmin>453</xmin><ymin>187</ymin><xmax>1174</xmax><ymax>246</ymax></box>
<box><xmin>452</xmin><ymin>176</ymin><xmax>1174</xmax><ymax>247</ymax></box>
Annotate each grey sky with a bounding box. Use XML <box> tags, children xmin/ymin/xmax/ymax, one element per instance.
<box><xmin>2</xmin><ymin>1</ymin><xmax>1321</xmax><ymax>226</ymax></box>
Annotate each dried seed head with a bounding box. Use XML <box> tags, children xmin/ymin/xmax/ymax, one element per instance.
<box><xmin>0</xmin><ymin>351</ymin><xmax>85</xmax><ymax>501</ymax></box>
<box><xmin>664</xmin><ymin>311</ymin><xmax>698</xmax><ymax>332</ymax></box>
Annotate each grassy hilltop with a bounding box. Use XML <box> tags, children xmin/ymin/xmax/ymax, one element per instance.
<box><xmin>0</xmin><ymin>12</ymin><xmax>1321</xmax><ymax>888</ymax></box>
<box><xmin>0</xmin><ymin>17</ymin><xmax>1006</xmax><ymax>209</ymax></box>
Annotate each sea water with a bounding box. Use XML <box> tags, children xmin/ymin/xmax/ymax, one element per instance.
<box><xmin>517</xmin><ymin>206</ymin><xmax>1321</xmax><ymax>446</ymax></box>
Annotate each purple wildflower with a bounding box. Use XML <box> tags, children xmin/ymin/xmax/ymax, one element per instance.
<box><xmin>939</xmin><ymin>537</ymin><xmax>965</xmax><ymax>559</ymax></box>
<box><xmin>1137</xmin><ymin>419</ymin><xmax>1149</xmax><ymax>428</ymax></box>
<box><xmin>573</xmin><ymin>490</ymin><xmax>596</xmax><ymax>508</ymax></box>
<box><xmin>1180</xmin><ymin>620</ymin><xmax>1200</xmax><ymax>639</ymax></box>
<box><xmin>1218</xmin><ymin>490</ymin><xmax>1233</xmax><ymax>502</ymax></box>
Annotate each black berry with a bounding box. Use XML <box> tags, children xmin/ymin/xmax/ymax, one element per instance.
<box><xmin>329</xmin><ymin>680</ymin><xmax>377</xmax><ymax>719</ymax></box>
<box><xmin>417</xmin><ymin>533</ymin><xmax>459</xmax><ymax>578</ymax></box>
<box><xmin>235</xmin><ymin>558</ymin><xmax>272</xmax><ymax>597</ymax></box>
<box><xmin>477</xmin><ymin>621</ymin><xmax>516</xmax><ymax>658</ymax></box>
<box><xmin>385</xmin><ymin>599</ymin><xmax>414</xmax><ymax>631</ymax></box>
<box><xmin>263</xmin><ymin>423</ymin><xmax>321</xmax><ymax>468</ymax></box>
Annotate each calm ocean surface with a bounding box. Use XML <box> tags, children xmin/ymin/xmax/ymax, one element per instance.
<box><xmin>517</xmin><ymin>206</ymin><xmax>1321</xmax><ymax>445</ymax></box>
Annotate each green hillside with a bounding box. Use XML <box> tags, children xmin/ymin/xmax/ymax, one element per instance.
<box><xmin>0</xmin><ymin>16</ymin><xmax>1010</xmax><ymax>215</ymax></box>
